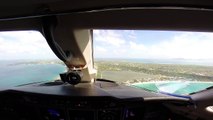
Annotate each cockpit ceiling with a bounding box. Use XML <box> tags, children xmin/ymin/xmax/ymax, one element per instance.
<box><xmin>1</xmin><ymin>0</ymin><xmax>213</xmax><ymax>31</ymax></box>
<box><xmin>1</xmin><ymin>0</ymin><xmax>213</xmax><ymax>18</ymax></box>
<box><xmin>1</xmin><ymin>8</ymin><xmax>213</xmax><ymax>32</ymax></box>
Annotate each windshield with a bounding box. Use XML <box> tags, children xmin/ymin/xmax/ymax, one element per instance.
<box><xmin>93</xmin><ymin>30</ymin><xmax>213</xmax><ymax>95</ymax></box>
<box><xmin>0</xmin><ymin>31</ymin><xmax>66</xmax><ymax>88</ymax></box>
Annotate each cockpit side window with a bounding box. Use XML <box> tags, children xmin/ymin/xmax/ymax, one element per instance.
<box><xmin>0</xmin><ymin>30</ymin><xmax>66</xmax><ymax>88</ymax></box>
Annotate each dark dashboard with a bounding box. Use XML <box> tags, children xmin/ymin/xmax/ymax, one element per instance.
<box><xmin>0</xmin><ymin>81</ymin><xmax>198</xmax><ymax>120</ymax></box>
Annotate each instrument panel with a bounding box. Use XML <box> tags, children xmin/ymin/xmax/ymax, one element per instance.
<box><xmin>0</xmin><ymin>82</ymin><xmax>191</xmax><ymax>120</ymax></box>
<box><xmin>0</xmin><ymin>91</ymin><xmax>187</xmax><ymax>120</ymax></box>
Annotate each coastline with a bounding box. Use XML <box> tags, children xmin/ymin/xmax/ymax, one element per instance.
<box><xmin>132</xmin><ymin>80</ymin><xmax>213</xmax><ymax>85</ymax></box>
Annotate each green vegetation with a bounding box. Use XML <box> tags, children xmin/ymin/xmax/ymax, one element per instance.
<box><xmin>94</xmin><ymin>60</ymin><xmax>213</xmax><ymax>84</ymax></box>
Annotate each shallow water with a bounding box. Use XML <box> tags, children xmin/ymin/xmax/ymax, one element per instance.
<box><xmin>132</xmin><ymin>81</ymin><xmax>213</xmax><ymax>95</ymax></box>
<box><xmin>0</xmin><ymin>61</ymin><xmax>66</xmax><ymax>88</ymax></box>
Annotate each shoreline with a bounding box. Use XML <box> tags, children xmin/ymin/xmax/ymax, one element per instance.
<box><xmin>132</xmin><ymin>80</ymin><xmax>213</xmax><ymax>85</ymax></box>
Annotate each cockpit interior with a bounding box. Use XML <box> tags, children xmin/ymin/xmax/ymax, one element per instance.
<box><xmin>0</xmin><ymin>0</ymin><xmax>213</xmax><ymax>120</ymax></box>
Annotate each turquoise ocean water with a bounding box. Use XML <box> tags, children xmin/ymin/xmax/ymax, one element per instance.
<box><xmin>0</xmin><ymin>60</ymin><xmax>66</xmax><ymax>88</ymax></box>
<box><xmin>132</xmin><ymin>81</ymin><xmax>213</xmax><ymax>95</ymax></box>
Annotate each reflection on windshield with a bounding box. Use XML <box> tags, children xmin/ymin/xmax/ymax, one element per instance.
<box><xmin>93</xmin><ymin>30</ymin><xmax>213</xmax><ymax>95</ymax></box>
<box><xmin>0</xmin><ymin>31</ymin><xmax>66</xmax><ymax>88</ymax></box>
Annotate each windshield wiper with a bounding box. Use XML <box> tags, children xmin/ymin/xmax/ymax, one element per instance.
<box><xmin>206</xmin><ymin>85</ymin><xmax>213</xmax><ymax>90</ymax></box>
<box><xmin>159</xmin><ymin>91</ymin><xmax>191</xmax><ymax>99</ymax></box>
<box><xmin>190</xmin><ymin>85</ymin><xmax>213</xmax><ymax>95</ymax></box>
<box><xmin>95</xmin><ymin>78</ymin><xmax>116</xmax><ymax>83</ymax></box>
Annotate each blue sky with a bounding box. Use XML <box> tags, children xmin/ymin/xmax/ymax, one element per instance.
<box><xmin>1</xmin><ymin>30</ymin><xmax>213</xmax><ymax>60</ymax></box>
<box><xmin>93</xmin><ymin>30</ymin><xmax>213</xmax><ymax>59</ymax></box>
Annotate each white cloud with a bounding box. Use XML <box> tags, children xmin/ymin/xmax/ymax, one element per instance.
<box><xmin>93</xmin><ymin>30</ymin><xmax>213</xmax><ymax>59</ymax></box>
<box><xmin>146</xmin><ymin>32</ymin><xmax>213</xmax><ymax>59</ymax></box>
<box><xmin>93</xmin><ymin>30</ymin><xmax>125</xmax><ymax>47</ymax></box>
<box><xmin>0</xmin><ymin>31</ymin><xmax>57</xmax><ymax>60</ymax></box>
<box><xmin>4</xmin><ymin>30</ymin><xmax>213</xmax><ymax>60</ymax></box>
<box><xmin>125</xmin><ymin>30</ymin><xmax>137</xmax><ymax>40</ymax></box>
<box><xmin>95</xmin><ymin>46</ymin><xmax>107</xmax><ymax>52</ymax></box>
<box><xmin>129</xmin><ymin>41</ymin><xmax>146</xmax><ymax>51</ymax></box>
